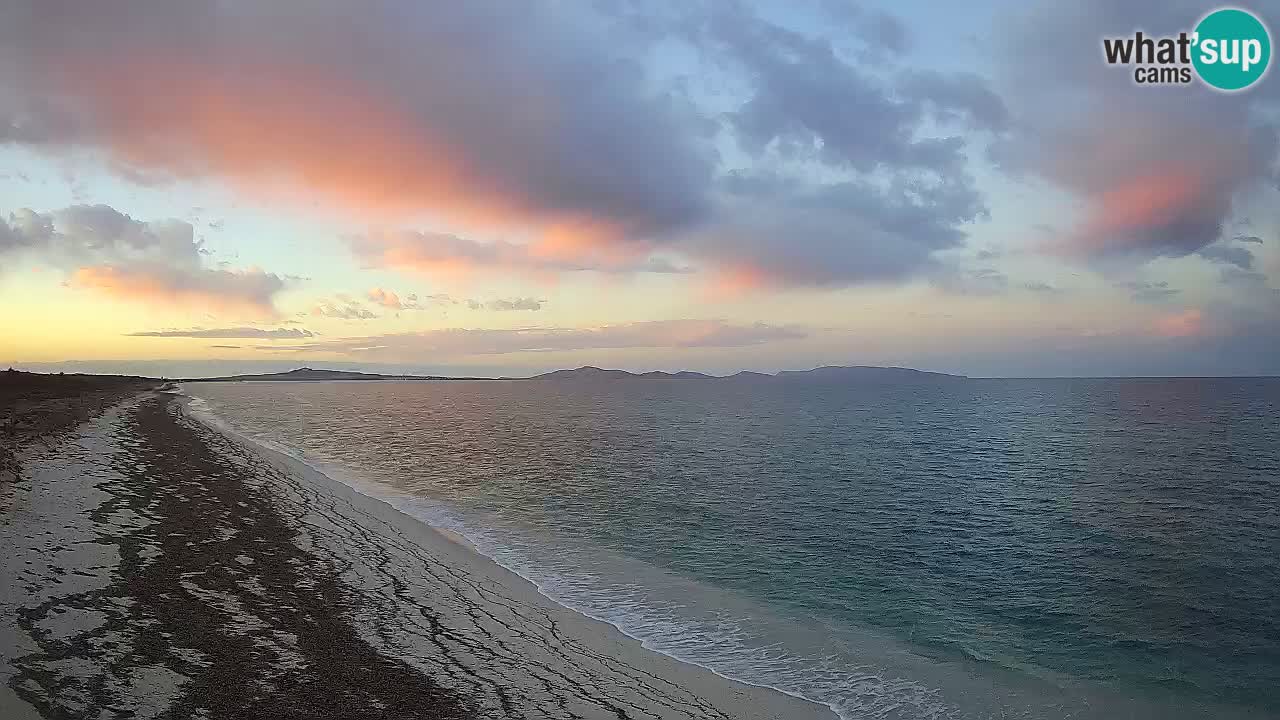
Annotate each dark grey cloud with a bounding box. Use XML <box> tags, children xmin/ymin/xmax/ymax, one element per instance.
<box><xmin>702</xmin><ymin>5</ymin><xmax>1004</xmax><ymax>173</ymax></box>
<box><xmin>128</xmin><ymin>327</ymin><xmax>315</xmax><ymax>339</ymax></box>
<box><xmin>1219</xmin><ymin>266</ymin><xmax>1274</xmax><ymax>290</ymax></box>
<box><xmin>1233</xmin><ymin>235</ymin><xmax>1264</xmax><ymax>244</ymax></box>
<box><xmin>701</xmin><ymin>172</ymin><xmax>987</xmax><ymax>287</ymax></box>
<box><xmin>665</xmin><ymin>3</ymin><xmax>1004</xmax><ymax>287</ymax></box>
<box><xmin>3</xmin><ymin>205</ymin><xmax>199</xmax><ymax>265</ymax></box>
<box><xmin>898</xmin><ymin>70</ymin><xmax>1011</xmax><ymax>133</ymax></box>
<box><xmin>814</xmin><ymin>0</ymin><xmax>911</xmax><ymax>54</ymax></box>
<box><xmin>1</xmin><ymin>204</ymin><xmax>285</xmax><ymax>315</ymax></box>
<box><xmin>1197</xmin><ymin>243</ymin><xmax>1256</xmax><ymax>270</ymax></box>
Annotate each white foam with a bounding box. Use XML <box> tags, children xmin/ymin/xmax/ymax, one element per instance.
<box><xmin>176</xmin><ymin>384</ymin><xmax>1117</xmax><ymax>720</ymax></box>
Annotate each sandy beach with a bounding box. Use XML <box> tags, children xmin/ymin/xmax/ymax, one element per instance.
<box><xmin>1</xmin><ymin>387</ymin><xmax>834</xmax><ymax>719</ymax></box>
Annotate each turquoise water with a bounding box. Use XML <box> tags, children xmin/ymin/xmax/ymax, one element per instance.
<box><xmin>185</xmin><ymin>378</ymin><xmax>1280</xmax><ymax>719</ymax></box>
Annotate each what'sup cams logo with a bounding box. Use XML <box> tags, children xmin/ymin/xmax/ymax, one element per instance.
<box><xmin>1102</xmin><ymin>7</ymin><xmax>1271</xmax><ymax>91</ymax></box>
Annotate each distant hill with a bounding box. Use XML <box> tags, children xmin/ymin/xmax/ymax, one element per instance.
<box><xmin>532</xmin><ymin>366</ymin><xmax>716</xmax><ymax>381</ymax></box>
<box><xmin>638</xmin><ymin>370</ymin><xmax>716</xmax><ymax>379</ymax></box>
<box><xmin>181</xmin><ymin>367</ymin><xmax>492</xmax><ymax>383</ymax></box>
<box><xmin>774</xmin><ymin>365</ymin><xmax>966</xmax><ymax>382</ymax></box>
<box><xmin>531</xmin><ymin>366</ymin><xmax>637</xmax><ymax>381</ymax></box>
<box><xmin>178</xmin><ymin>364</ymin><xmax>964</xmax><ymax>383</ymax></box>
<box><xmin>530</xmin><ymin>365</ymin><xmax>965</xmax><ymax>382</ymax></box>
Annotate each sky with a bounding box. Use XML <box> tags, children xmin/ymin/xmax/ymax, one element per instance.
<box><xmin>1</xmin><ymin>0</ymin><xmax>1278</xmax><ymax>378</ymax></box>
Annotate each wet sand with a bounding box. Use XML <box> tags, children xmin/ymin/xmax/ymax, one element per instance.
<box><xmin>1</xmin><ymin>390</ymin><xmax>834</xmax><ymax>719</ymax></box>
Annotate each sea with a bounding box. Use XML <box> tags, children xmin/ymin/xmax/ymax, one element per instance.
<box><xmin>182</xmin><ymin>377</ymin><xmax>1280</xmax><ymax>720</ymax></box>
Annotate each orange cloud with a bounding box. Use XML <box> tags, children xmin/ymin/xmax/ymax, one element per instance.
<box><xmin>5</xmin><ymin>4</ymin><xmax>711</xmax><ymax>258</ymax></box>
<box><xmin>63</xmin><ymin>57</ymin><xmax>561</xmax><ymax>232</ymax></box>
<box><xmin>1151</xmin><ymin>309</ymin><xmax>1206</xmax><ymax>338</ymax></box>
<box><xmin>71</xmin><ymin>265</ymin><xmax>282</xmax><ymax>319</ymax></box>
<box><xmin>366</xmin><ymin>288</ymin><xmax>405</xmax><ymax>310</ymax></box>
<box><xmin>703</xmin><ymin>264</ymin><xmax>774</xmax><ymax>299</ymax></box>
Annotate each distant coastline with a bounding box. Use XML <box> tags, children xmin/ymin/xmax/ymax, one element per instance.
<box><xmin>179</xmin><ymin>365</ymin><xmax>969</xmax><ymax>383</ymax></box>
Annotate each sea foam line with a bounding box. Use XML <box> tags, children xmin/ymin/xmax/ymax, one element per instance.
<box><xmin>179</xmin><ymin>386</ymin><xmax>964</xmax><ymax>720</ymax></box>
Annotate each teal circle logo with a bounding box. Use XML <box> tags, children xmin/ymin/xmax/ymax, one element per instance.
<box><xmin>1192</xmin><ymin>8</ymin><xmax>1271</xmax><ymax>91</ymax></box>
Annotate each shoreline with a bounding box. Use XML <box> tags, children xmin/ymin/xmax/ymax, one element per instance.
<box><xmin>173</xmin><ymin>382</ymin><xmax>1278</xmax><ymax>720</ymax></box>
<box><xmin>177</xmin><ymin>391</ymin><xmax>838</xmax><ymax>719</ymax></box>
<box><xmin>1</xmin><ymin>390</ymin><xmax>835</xmax><ymax>719</ymax></box>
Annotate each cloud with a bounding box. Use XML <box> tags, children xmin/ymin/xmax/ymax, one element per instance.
<box><xmin>209</xmin><ymin>345</ymin><xmax>241</xmax><ymax>349</ymax></box>
<box><xmin>705</xmin><ymin>6</ymin><xmax>1005</xmax><ymax>172</ymax></box>
<box><xmin>0</xmin><ymin>2</ymin><xmax>713</xmax><ymax>247</ymax></box>
<box><xmin>929</xmin><ymin>266</ymin><xmax>1008</xmax><ymax>296</ymax></box>
<box><xmin>1</xmin><ymin>204</ymin><xmax>285</xmax><ymax>316</ymax></box>
<box><xmin>667</xmin><ymin>4</ymin><xmax>1002</xmax><ymax>288</ymax></box>
<box><xmin>367</xmin><ymin>287</ymin><xmax>410</xmax><ymax>310</ymax></box>
<box><xmin>1</xmin><ymin>1</ymin><xmax>1005</xmax><ymax>291</ymax></box>
<box><xmin>128</xmin><ymin>327</ymin><xmax>315</xmax><ymax>339</ymax></box>
<box><xmin>1024</xmin><ymin>281</ymin><xmax>1067</xmax><ymax>295</ymax></box>
<box><xmin>1197</xmin><ymin>243</ymin><xmax>1256</xmax><ymax>269</ymax></box>
<box><xmin>698</xmin><ymin>172</ymin><xmax>988</xmax><ymax>289</ymax></box>
<box><xmin>1219</xmin><ymin>266</ymin><xmax>1276</xmax><ymax>291</ymax></box>
<box><xmin>349</xmin><ymin>231</ymin><xmax>689</xmax><ymax>280</ymax></box>
<box><xmin>1152</xmin><ymin>309</ymin><xmax>1206</xmax><ymax>338</ymax></box>
<box><xmin>482</xmin><ymin>297</ymin><xmax>544</xmax><ymax>312</ymax></box>
<box><xmin>311</xmin><ymin>295</ymin><xmax>377</xmax><ymax>320</ymax></box>
<box><xmin>1118</xmin><ymin>280</ymin><xmax>1180</xmax><ymax>304</ymax></box>
<box><xmin>898</xmin><ymin>70</ymin><xmax>1011</xmax><ymax>133</ymax></box>
<box><xmin>269</xmin><ymin>319</ymin><xmax>805</xmax><ymax>358</ymax></box>
<box><xmin>1234</xmin><ymin>235</ymin><xmax>1265</xmax><ymax>244</ymax></box>
<box><xmin>994</xmin><ymin>1</ymin><xmax>1280</xmax><ymax>264</ymax></box>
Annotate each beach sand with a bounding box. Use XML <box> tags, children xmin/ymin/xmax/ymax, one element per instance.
<box><xmin>1</xmin><ymin>389</ymin><xmax>835</xmax><ymax>719</ymax></box>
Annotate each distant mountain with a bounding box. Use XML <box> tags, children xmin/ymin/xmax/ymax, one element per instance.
<box><xmin>533</xmin><ymin>366</ymin><xmax>719</xmax><ymax>381</ymax></box>
<box><xmin>638</xmin><ymin>370</ymin><xmax>716</xmax><ymax>379</ymax></box>
<box><xmin>532</xmin><ymin>363</ymin><xmax>721</xmax><ymax>381</ymax></box>
<box><xmin>530</xmin><ymin>365</ymin><xmax>964</xmax><ymax>382</ymax></box>
<box><xmin>181</xmin><ymin>367</ymin><xmax>485</xmax><ymax>383</ymax></box>
<box><xmin>774</xmin><ymin>365</ymin><xmax>966</xmax><ymax>381</ymax></box>
<box><xmin>531</xmin><ymin>366</ymin><xmax>644</xmax><ymax>381</ymax></box>
<box><xmin>180</xmin><ymin>364</ymin><xmax>964</xmax><ymax>383</ymax></box>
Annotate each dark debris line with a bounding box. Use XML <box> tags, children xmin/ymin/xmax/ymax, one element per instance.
<box><xmin>10</xmin><ymin>395</ymin><xmax>478</xmax><ymax>719</ymax></box>
<box><xmin>6</xmin><ymin>394</ymin><xmax>750</xmax><ymax>720</ymax></box>
<box><xmin>185</xmin><ymin>400</ymin><xmax>739</xmax><ymax>720</ymax></box>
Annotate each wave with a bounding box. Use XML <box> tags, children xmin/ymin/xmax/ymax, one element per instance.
<box><xmin>179</xmin><ymin>385</ymin><xmax>1134</xmax><ymax>720</ymax></box>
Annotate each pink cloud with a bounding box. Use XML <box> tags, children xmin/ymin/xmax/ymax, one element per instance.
<box><xmin>2</xmin><ymin>204</ymin><xmax>287</xmax><ymax>317</ymax></box>
<box><xmin>367</xmin><ymin>288</ymin><xmax>405</xmax><ymax>310</ymax></box>
<box><xmin>71</xmin><ymin>265</ymin><xmax>283</xmax><ymax>318</ymax></box>
<box><xmin>1151</xmin><ymin>309</ymin><xmax>1206</xmax><ymax>338</ymax></box>
<box><xmin>1</xmin><ymin>4</ymin><xmax>709</xmax><ymax>253</ymax></box>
